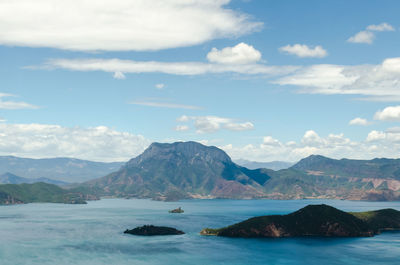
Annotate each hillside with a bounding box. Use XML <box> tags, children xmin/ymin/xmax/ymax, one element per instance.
<box><xmin>200</xmin><ymin>204</ymin><xmax>400</xmax><ymax>238</ymax></box>
<box><xmin>0</xmin><ymin>182</ymin><xmax>88</xmax><ymax>204</ymax></box>
<box><xmin>292</xmin><ymin>155</ymin><xmax>400</xmax><ymax>180</ymax></box>
<box><xmin>81</xmin><ymin>141</ymin><xmax>271</xmax><ymax>200</ymax></box>
<box><xmin>0</xmin><ymin>156</ymin><xmax>124</xmax><ymax>183</ymax></box>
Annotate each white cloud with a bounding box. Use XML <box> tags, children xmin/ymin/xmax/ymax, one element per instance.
<box><xmin>207</xmin><ymin>42</ymin><xmax>262</xmax><ymax>64</ymax></box>
<box><xmin>0</xmin><ymin>93</ymin><xmax>39</xmax><ymax>110</ymax></box>
<box><xmin>113</xmin><ymin>71</ymin><xmax>126</xmax><ymax>80</ymax></box>
<box><xmin>130</xmin><ymin>100</ymin><xmax>201</xmax><ymax>110</ymax></box>
<box><xmin>349</xmin><ymin>117</ymin><xmax>370</xmax><ymax>126</ymax></box>
<box><xmin>174</xmin><ymin>125</ymin><xmax>190</xmax><ymax>132</ymax></box>
<box><xmin>366</xmin><ymin>22</ymin><xmax>395</xmax><ymax>32</ymax></box>
<box><xmin>348</xmin><ymin>23</ymin><xmax>395</xmax><ymax>44</ymax></box>
<box><xmin>177</xmin><ymin>115</ymin><xmax>254</xmax><ymax>133</ymax></box>
<box><xmin>0</xmin><ymin>0</ymin><xmax>261</xmax><ymax>51</ymax></box>
<box><xmin>366</xmin><ymin>130</ymin><xmax>386</xmax><ymax>142</ymax></box>
<box><xmin>374</xmin><ymin>106</ymin><xmax>400</xmax><ymax>121</ymax></box>
<box><xmin>155</xmin><ymin>83</ymin><xmax>165</xmax><ymax>89</ymax></box>
<box><xmin>262</xmin><ymin>136</ymin><xmax>281</xmax><ymax>147</ymax></box>
<box><xmin>274</xmin><ymin>57</ymin><xmax>400</xmax><ymax>101</ymax></box>
<box><xmin>347</xmin><ymin>31</ymin><xmax>375</xmax><ymax>44</ymax></box>
<box><xmin>279</xmin><ymin>44</ymin><xmax>327</xmax><ymax>58</ymax></box>
<box><xmin>0</xmin><ymin>123</ymin><xmax>150</xmax><ymax>162</ymax></box>
<box><xmin>221</xmin><ymin>129</ymin><xmax>400</xmax><ymax>162</ymax></box>
<box><xmin>35</xmin><ymin>58</ymin><xmax>298</xmax><ymax>76</ymax></box>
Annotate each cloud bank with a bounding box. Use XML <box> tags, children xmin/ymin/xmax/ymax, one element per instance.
<box><xmin>0</xmin><ymin>123</ymin><xmax>150</xmax><ymax>162</ymax></box>
<box><xmin>0</xmin><ymin>0</ymin><xmax>261</xmax><ymax>51</ymax></box>
<box><xmin>222</xmin><ymin>129</ymin><xmax>400</xmax><ymax>162</ymax></box>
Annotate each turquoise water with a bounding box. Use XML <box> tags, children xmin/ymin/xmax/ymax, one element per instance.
<box><xmin>1</xmin><ymin>199</ymin><xmax>400</xmax><ymax>265</ymax></box>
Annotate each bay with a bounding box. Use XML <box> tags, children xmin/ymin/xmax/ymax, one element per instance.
<box><xmin>0</xmin><ymin>198</ymin><xmax>399</xmax><ymax>265</ymax></box>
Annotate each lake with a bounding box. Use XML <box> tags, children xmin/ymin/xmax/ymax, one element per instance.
<box><xmin>0</xmin><ymin>199</ymin><xmax>399</xmax><ymax>265</ymax></box>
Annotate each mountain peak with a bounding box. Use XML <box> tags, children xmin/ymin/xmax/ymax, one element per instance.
<box><xmin>126</xmin><ymin>141</ymin><xmax>232</xmax><ymax>167</ymax></box>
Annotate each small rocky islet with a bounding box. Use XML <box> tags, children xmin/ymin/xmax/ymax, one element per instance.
<box><xmin>200</xmin><ymin>204</ymin><xmax>400</xmax><ymax>238</ymax></box>
<box><xmin>169</xmin><ymin>207</ymin><xmax>184</xmax><ymax>213</ymax></box>
<box><xmin>124</xmin><ymin>225</ymin><xmax>185</xmax><ymax>236</ymax></box>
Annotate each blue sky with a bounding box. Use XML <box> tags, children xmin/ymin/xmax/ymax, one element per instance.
<box><xmin>1</xmin><ymin>0</ymin><xmax>400</xmax><ymax>162</ymax></box>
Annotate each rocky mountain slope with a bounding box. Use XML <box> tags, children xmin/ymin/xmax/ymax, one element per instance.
<box><xmin>82</xmin><ymin>141</ymin><xmax>271</xmax><ymax>200</ymax></box>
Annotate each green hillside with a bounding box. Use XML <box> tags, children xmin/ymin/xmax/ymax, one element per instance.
<box><xmin>0</xmin><ymin>182</ymin><xmax>87</xmax><ymax>204</ymax></box>
<box><xmin>201</xmin><ymin>204</ymin><xmax>400</xmax><ymax>238</ymax></box>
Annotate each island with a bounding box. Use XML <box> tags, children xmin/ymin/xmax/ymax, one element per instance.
<box><xmin>169</xmin><ymin>207</ymin><xmax>184</xmax><ymax>213</ymax></box>
<box><xmin>124</xmin><ymin>225</ymin><xmax>185</xmax><ymax>236</ymax></box>
<box><xmin>200</xmin><ymin>204</ymin><xmax>400</xmax><ymax>238</ymax></box>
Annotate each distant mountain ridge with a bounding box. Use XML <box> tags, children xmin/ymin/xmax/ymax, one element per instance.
<box><xmin>235</xmin><ymin>159</ymin><xmax>294</xmax><ymax>170</ymax></box>
<box><xmin>0</xmin><ymin>156</ymin><xmax>124</xmax><ymax>183</ymax></box>
<box><xmin>292</xmin><ymin>154</ymin><xmax>400</xmax><ymax>180</ymax></box>
<box><xmin>0</xmin><ymin>172</ymin><xmax>67</xmax><ymax>186</ymax></box>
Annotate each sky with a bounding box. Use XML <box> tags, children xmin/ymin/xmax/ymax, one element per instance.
<box><xmin>1</xmin><ymin>0</ymin><xmax>400</xmax><ymax>162</ymax></box>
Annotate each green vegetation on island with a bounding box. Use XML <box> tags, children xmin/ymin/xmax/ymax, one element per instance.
<box><xmin>0</xmin><ymin>182</ymin><xmax>87</xmax><ymax>205</ymax></box>
<box><xmin>200</xmin><ymin>204</ymin><xmax>400</xmax><ymax>238</ymax></box>
<box><xmin>169</xmin><ymin>207</ymin><xmax>184</xmax><ymax>213</ymax></box>
<box><xmin>124</xmin><ymin>225</ymin><xmax>185</xmax><ymax>236</ymax></box>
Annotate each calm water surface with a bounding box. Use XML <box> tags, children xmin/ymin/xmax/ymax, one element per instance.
<box><xmin>0</xmin><ymin>199</ymin><xmax>399</xmax><ymax>265</ymax></box>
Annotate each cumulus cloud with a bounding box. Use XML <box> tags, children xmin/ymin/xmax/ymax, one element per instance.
<box><xmin>207</xmin><ymin>42</ymin><xmax>262</xmax><ymax>64</ymax></box>
<box><xmin>347</xmin><ymin>31</ymin><xmax>375</xmax><ymax>44</ymax></box>
<box><xmin>113</xmin><ymin>71</ymin><xmax>126</xmax><ymax>80</ymax></box>
<box><xmin>279</xmin><ymin>44</ymin><xmax>327</xmax><ymax>58</ymax></box>
<box><xmin>155</xmin><ymin>83</ymin><xmax>165</xmax><ymax>89</ymax></box>
<box><xmin>274</xmin><ymin>57</ymin><xmax>400</xmax><ymax>101</ymax></box>
<box><xmin>374</xmin><ymin>106</ymin><xmax>400</xmax><ymax>121</ymax></box>
<box><xmin>0</xmin><ymin>0</ymin><xmax>261</xmax><ymax>51</ymax></box>
<box><xmin>177</xmin><ymin>115</ymin><xmax>254</xmax><ymax>133</ymax></box>
<box><xmin>130</xmin><ymin>100</ymin><xmax>201</xmax><ymax>110</ymax></box>
<box><xmin>348</xmin><ymin>22</ymin><xmax>395</xmax><ymax>44</ymax></box>
<box><xmin>366</xmin><ymin>130</ymin><xmax>386</xmax><ymax>142</ymax></box>
<box><xmin>174</xmin><ymin>125</ymin><xmax>190</xmax><ymax>131</ymax></box>
<box><xmin>349</xmin><ymin>117</ymin><xmax>370</xmax><ymax>126</ymax></box>
<box><xmin>221</xmin><ymin>129</ymin><xmax>400</xmax><ymax>162</ymax></box>
<box><xmin>366</xmin><ymin>22</ymin><xmax>395</xmax><ymax>32</ymax></box>
<box><xmin>0</xmin><ymin>93</ymin><xmax>39</xmax><ymax>110</ymax></box>
<box><xmin>0</xmin><ymin>123</ymin><xmax>150</xmax><ymax>162</ymax></box>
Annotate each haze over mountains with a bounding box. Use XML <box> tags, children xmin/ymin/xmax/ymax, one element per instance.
<box><xmin>0</xmin><ymin>172</ymin><xmax>67</xmax><ymax>186</ymax></box>
<box><xmin>235</xmin><ymin>159</ymin><xmax>294</xmax><ymax>170</ymax></box>
<box><xmin>0</xmin><ymin>156</ymin><xmax>124</xmax><ymax>183</ymax></box>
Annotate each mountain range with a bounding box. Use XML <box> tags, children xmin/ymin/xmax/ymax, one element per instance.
<box><xmin>0</xmin><ymin>172</ymin><xmax>67</xmax><ymax>186</ymax></box>
<box><xmin>235</xmin><ymin>159</ymin><xmax>293</xmax><ymax>170</ymax></box>
<box><xmin>0</xmin><ymin>156</ymin><xmax>124</xmax><ymax>183</ymax></box>
<box><xmin>78</xmin><ymin>141</ymin><xmax>400</xmax><ymax>201</ymax></box>
<box><xmin>1</xmin><ymin>141</ymin><xmax>400</xmax><ymax>203</ymax></box>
